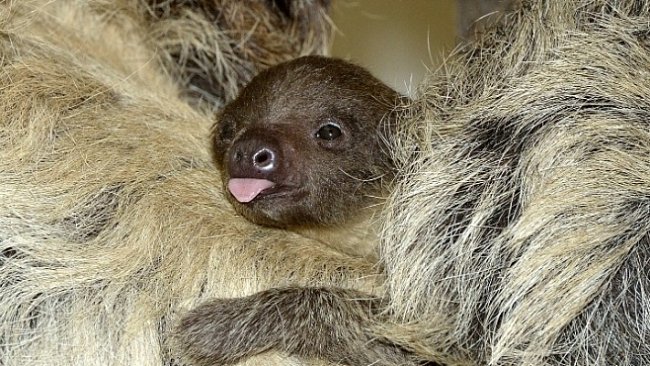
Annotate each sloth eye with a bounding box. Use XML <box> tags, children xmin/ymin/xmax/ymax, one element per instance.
<box><xmin>315</xmin><ymin>123</ymin><xmax>342</xmax><ymax>140</ymax></box>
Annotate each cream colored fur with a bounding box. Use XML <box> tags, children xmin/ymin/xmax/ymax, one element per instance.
<box><xmin>0</xmin><ymin>1</ymin><xmax>376</xmax><ymax>365</ymax></box>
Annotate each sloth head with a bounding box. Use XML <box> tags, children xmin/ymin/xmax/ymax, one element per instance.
<box><xmin>212</xmin><ymin>56</ymin><xmax>403</xmax><ymax>228</ymax></box>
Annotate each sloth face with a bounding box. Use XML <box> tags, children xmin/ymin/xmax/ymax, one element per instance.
<box><xmin>212</xmin><ymin>56</ymin><xmax>401</xmax><ymax>228</ymax></box>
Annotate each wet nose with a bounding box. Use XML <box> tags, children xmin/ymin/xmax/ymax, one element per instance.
<box><xmin>229</xmin><ymin>139</ymin><xmax>280</xmax><ymax>178</ymax></box>
<box><xmin>252</xmin><ymin>147</ymin><xmax>276</xmax><ymax>171</ymax></box>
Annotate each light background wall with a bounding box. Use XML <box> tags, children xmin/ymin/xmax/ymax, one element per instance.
<box><xmin>330</xmin><ymin>1</ymin><xmax>459</xmax><ymax>95</ymax></box>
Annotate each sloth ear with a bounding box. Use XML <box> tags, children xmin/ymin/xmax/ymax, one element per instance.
<box><xmin>266</xmin><ymin>0</ymin><xmax>331</xmax><ymax>20</ymax></box>
<box><xmin>211</xmin><ymin>113</ymin><xmax>236</xmax><ymax>164</ymax></box>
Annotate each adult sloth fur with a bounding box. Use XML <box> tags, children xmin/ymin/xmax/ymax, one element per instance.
<box><xmin>176</xmin><ymin>1</ymin><xmax>650</xmax><ymax>365</ymax></box>
<box><xmin>0</xmin><ymin>1</ymin><xmax>377</xmax><ymax>366</ymax></box>
<box><xmin>388</xmin><ymin>0</ymin><xmax>650</xmax><ymax>364</ymax></box>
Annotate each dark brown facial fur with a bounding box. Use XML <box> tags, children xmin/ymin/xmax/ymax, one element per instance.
<box><xmin>213</xmin><ymin>56</ymin><xmax>404</xmax><ymax>228</ymax></box>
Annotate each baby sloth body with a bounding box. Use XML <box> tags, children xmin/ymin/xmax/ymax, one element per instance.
<box><xmin>213</xmin><ymin>55</ymin><xmax>403</xmax><ymax>257</ymax></box>
<box><xmin>176</xmin><ymin>56</ymin><xmax>412</xmax><ymax>366</ymax></box>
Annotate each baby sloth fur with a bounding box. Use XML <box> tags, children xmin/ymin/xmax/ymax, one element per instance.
<box><xmin>213</xmin><ymin>56</ymin><xmax>402</xmax><ymax>229</ymax></box>
<box><xmin>176</xmin><ymin>56</ymin><xmax>411</xmax><ymax>366</ymax></box>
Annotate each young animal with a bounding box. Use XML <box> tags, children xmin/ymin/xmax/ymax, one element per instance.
<box><xmin>212</xmin><ymin>55</ymin><xmax>405</xmax><ymax>256</ymax></box>
<box><xmin>174</xmin><ymin>56</ymin><xmax>413</xmax><ymax>366</ymax></box>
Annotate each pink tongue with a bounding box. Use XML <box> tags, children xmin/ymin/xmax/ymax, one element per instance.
<box><xmin>228</xmin><ymin>178</ymin><xmax>275</xmax><ymax>203</ymax></box>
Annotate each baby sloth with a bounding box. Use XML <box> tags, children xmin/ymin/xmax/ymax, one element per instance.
<box><xmin>174</xmin><ymin>57</ymin><xmax>414</xmax><ymax>366</ymax></box>
<box><xmin>213</xmin><ymin>55</ymin><xmax>403</xmax><ymax>230</ymax></box>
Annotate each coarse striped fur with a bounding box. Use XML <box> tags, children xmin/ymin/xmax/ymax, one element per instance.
<box><xmin>0</xmin><ymin>1</ymin><xmax>381</xmax><ymax>366</ymax></box>
<box><xmin>384</xmin><ymin>1</ymin><xmax>650</xmax><ymax>364</ymax></box>
<box><xmin>176</xmin><ymin>1</ymin><xmax>650</xmax><ymax>365</ymax></box>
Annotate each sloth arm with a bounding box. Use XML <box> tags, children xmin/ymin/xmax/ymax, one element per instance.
<box><xmin>175</xmin><ymin>287</ymin><xmax>418</xmax><ymax>366</ymax></box>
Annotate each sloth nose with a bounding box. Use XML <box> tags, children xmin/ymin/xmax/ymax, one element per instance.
<box><xmin>252</xmin><ymin>147</ymin><xmax>276</xmax><ymax>171</ymax></box>
<box><xmin>229</xmin><ymin>139</ymin><xmax>280</xmax><ymax>178</ymax></box>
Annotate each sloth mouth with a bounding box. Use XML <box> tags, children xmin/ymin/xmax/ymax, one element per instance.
<box><xmin>255</xmin><ymin>185</ymin><xmax>306</xmax><ymax>201</ymax></box>
<box><xmin>227</xmin><ymin>178</ymin><xmax>304</xmax><ymax>203</ymax></box>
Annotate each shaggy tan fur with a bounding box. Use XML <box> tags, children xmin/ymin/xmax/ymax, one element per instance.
<box><xmin>174</xmin><ymin>1</ymin><xmax>650</xmax><ymax>365</ymax></box>
<box><xmin>383</xmin><ymin>0</ymin><xmax>650</xmax><ymax>364</ymax></box>
<box><xmin>142</xmin><ymin>0</ymin><xmax>333</xmax><ymax>109</ymax></box>
<box><xmin>0</xmin><ymin>1</ymin><xmax>377</xmax><ymax>365</ymax></box>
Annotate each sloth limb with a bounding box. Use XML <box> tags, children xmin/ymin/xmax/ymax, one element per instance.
<box><xmin>175</xmin><ymin>287</ymin><xmax>418</xmax><ymax>366</ymax></box>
